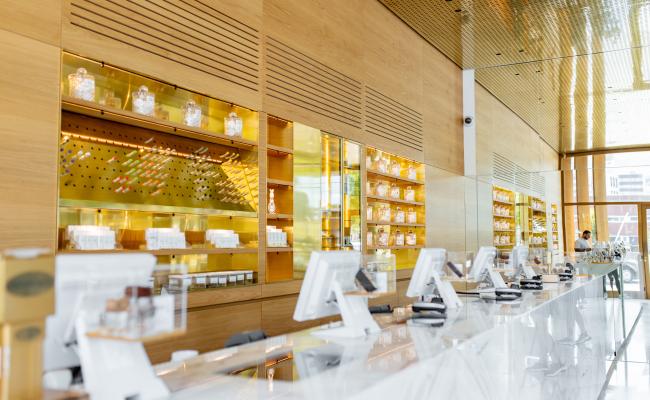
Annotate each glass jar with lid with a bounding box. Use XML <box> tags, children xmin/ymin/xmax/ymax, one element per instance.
<box><xmin>407</xmin><ymin>165</ymin><xmax>417</xmax><ymax>180</ymax></box>
<box><xmin>366</xmin><ymin>205</ymin><xmax>373</xmax><ymax>221</ymax></box>
<box><xmin>389</xmin><ymin>183</ymin><xmax>400</xmax><ymax>199</ymax></box>
<box><xmin>405</xmin><ymin>230</ymin><xmax>416</xmax><ymax>246</ymax></box>
<box><xmin>225</xmin><ymin>111</ymin><xmax>243</xmax><ymax>137</ymax></box>
<box><xmin>367</xmin><ymin>231</ymin><xmax>374</xmax><ymax>247</ymax></box>
<box><xmin>132</xmin><ymin>85</ymin><xmax>155</xmax><ymax>116</ymax></box>
<box><xmin>376</xmin><ymin>181</ymin><xmax>388</xmax><ymax>197</ymax></box>
<box><xmin>377</xmin><ymin>228</ymin><xmax>389</xmax><ymax>247</ymax></box>
<box><xmin>98</xmin><ymin>90</ymin><xmax>121</xmax><ymax>109</ymax></box>
<box><xmin>407</xmin><ymin>208</ymin><xmax>417</xmax><ymax>224</ymax></box>
<box><xmin>404</xmin><ymin>186</ymin><xmax>415</xmax><ymax>201</ymax></box>
<box><xmin>378</xmin><ymin>204</ymin><xmax>391</xmax><ymax>222</ymax></box>
<box><xmin>183</xmin><ymin>99</ymin><xmax>202</xmax><ymax>127</ymax></box>
<box><xmin>68</xmin><ymin>67</ymin><xmax>95</xmax><ymax>101</ymax></box>
<box><xmin>390</xmin><ymin>160</ymin><xmax>401</xmax><ymax>176</ymax></box>
<box><xmin>394</xmin><ymin>206</ymin><xmax>405</xmax><ymax>223</ymax></box>
<box><xmin>395</xmin><ymin>229</ymin><xmax>404</xmax><ymax>246</ymax></box>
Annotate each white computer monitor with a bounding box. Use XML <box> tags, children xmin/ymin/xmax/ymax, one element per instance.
<box><xmin>468</xmin><ymin>246</ymin><xmax>498</xmax><ymax>282</ymax></box>
<box><xmin>293</xmin><ymin>251</ymin><xmax>380</xmax><ymax>338</ymax></box>
<box><xmin>406</xmin><ymin>248</ymin><xmax>463</xmax><ymax>308</ymax></box>
<box><xmin>45</xmin><ymin>253</ymin><xmax>168</xmax><ymax>399</ymax></box>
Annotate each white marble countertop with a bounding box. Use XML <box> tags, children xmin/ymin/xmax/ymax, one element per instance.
<box><xmin>157</xmin><ymin>275</ymin><xmax>635</xmax><ymax>399</ymax></box>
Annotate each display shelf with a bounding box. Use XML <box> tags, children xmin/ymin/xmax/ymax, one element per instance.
<box><xmin>492</xmin><ymin>186</ymin><xmax>516</xmax><ymax>250</ymax></box>
<box><xmin>267</xmin><ymin>178</ymin><xmax>293</xmax><ymax>187</ymax></box>
<box><xmin>367</xmin><ymin>221</ymin><xmax>425</xmax><ymax>228</ymax></box>
<box><xmin>267</xmin><ymin>213</ymin><xmax>293</xmax><ymax>220</ymax></box>
<box><xmin>58</xmin><ymin>247</ymin><xmax>258</xmax><ymax>256</ymax></box>
<box><xmin>58</xmin><ymin>54</ymin><xmax>260</xmax><ymax>285</ymax></box>
<box><xmin>62</xmin><ymin>96</ymin><xmax>257</xmax><ymax>150</ymax></box>
<box><xmin>366</xmin><ymin>169</ymin><xmax>424</xmax><ymax>185</ymax></box>
<box><xmin>367</xmin><ymin>245</ymin><xmax>424</xmax><ymax>250</ymax></box>
<box><xmin>266</xmin><ymin>247</ymin><xmax>293</xmax><ymax>252</ymax></box>
<box><xmin>267</xmin><ymin>144</ymin><xmax>293</xmax><ymax>156</ymax></box>
<box><xmin>367</xmin><ymin>195</ymin><xmax>424</xmax><ymax>206</ymax></box>
<box><xmin>266</xmin><ymin>115</ymin><xmax>294</xmax><ymax>283</ymax></box>
<box><xmin>365</xmin><ymin>147</ymin><xmax>425</xmax><ymax>270</ymax></box>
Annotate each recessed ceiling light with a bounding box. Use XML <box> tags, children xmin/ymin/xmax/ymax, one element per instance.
<box><xmin>496</xmin><ymin>53</ymin><xmax>502</xmax><ymax>56</ymax></box>
<box><xmin>519</xmin><ymin>49</ymin><xmax>524</xmax><ymax>53</ymax></box>
<box><xmin>455</xmin><ymin>9</ymin><xmax>461</xmax><ymax>12</ymax></box>
<box><xmin>515</xmin><ymin>73</ymin><xmax>520</xmax><ymax>76</ymax></box>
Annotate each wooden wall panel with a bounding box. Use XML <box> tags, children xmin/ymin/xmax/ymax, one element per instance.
<box><xmin>145</xmin><ymin>301</ymin><xmax>262</xmax><ymax>364</ymax></box>
<box><xmin>0</xmin><ymin>30</ymin><xmax>60</xmax><ymax>251</ymax></box>
<box><xmin>0</xmin><ymin>0</ymin><xmax>62</xmax><ymax>46</ymax></box>
<box><xmin>422</xmin><ymin>44</ymin><xmax>464</xmax><ymax>174</ymax></box>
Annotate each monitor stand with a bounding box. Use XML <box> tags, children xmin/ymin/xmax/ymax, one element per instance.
<box><xmin>430</xmin><ymin>271</ymin><xmax>463</xmax><ymax>309</ymax></box>
<box><xmin>312</xmin><ymin>281</ymin><xmax>381</xmax><ymax>339</ymax></box>
<box><xmin>75</xmin><ymin>311</ymin><xmax>169</xmax><ymax>400</ymax></box>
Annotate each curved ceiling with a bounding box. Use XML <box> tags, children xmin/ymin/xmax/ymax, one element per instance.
<box><xmin>379</xmin><ymin>0</ymin><xmax>650</xmax><ymax>153</ymax></box>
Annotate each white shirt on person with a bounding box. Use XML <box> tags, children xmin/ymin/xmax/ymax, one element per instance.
<box><xmin>575</xmin><ymin>238</ymin><xmax>591</xmax><ymax>251</ymax></box>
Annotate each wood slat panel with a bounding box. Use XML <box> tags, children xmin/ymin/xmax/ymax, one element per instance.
<box><xmin>365</xmin><ymin>85</ymin><xmax>423</xmax><ymax>151</ymax></box>
<box><xmin>264</xmin><ymin>36</ymin><xmax>363</xmax><ymax>129</ymax></box>
<box><xmin>69</xmin><ymin>0</ymin><xmax>260</xmax><ymax>91</ymax></box>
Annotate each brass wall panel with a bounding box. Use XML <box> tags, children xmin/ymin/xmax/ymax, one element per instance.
<box><xmin>60</xmin><ymin>112</ymin><xmax>258</xmax><ymax>214</ymax></box>
<box><xmin>264</xmin><ymin>36</ymin><xmax>364</xmax><ymax>129</ymax></box>
<box><xmin>69</xmin><ymin>0</ymin><xmax>260</xmax><ymax>91</ymax></box>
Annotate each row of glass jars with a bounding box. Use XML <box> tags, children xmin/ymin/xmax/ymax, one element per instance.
<box><xmin>493</xmin><ymin>220</ymin><xmax>512</xmax><ymax>230</ymax></box>
<box><xmin>492</xmin><ymin>190</ymin><xmax>512</xmax><ymax>203</ymax></box>
<box><xmin>367</xmin><ymin>155</ymin><xmax>418</xmax><ymax>180</ymax></box>
<box><xmin>368</xmin><ymin>228</ymin><xmax>417</xmax><ymax>247</ymax></box>
<box><xmin>68</xmin><ymin>67</ymin><xmax>243</xmax><ymax>137</ymax></box>
<box><xmin>368</xmin><ymin>181</ymin><xmax>416</xmax><ymax>201</ymax></box>
<box><xmin>530</xmin><ymin>235</ymin><xmax>547</xmax><ymax>245</ymax></box>
<box><xmin>367</xmin><ymin>204</ymin><xmax>418</xmax><ymax>224</ymax></box>
<box><xmin>530</xmin><ymin>200</ymin><xmax>544</xmax><ymax>211</ymax></box>
<box><xmin>493</xmin><ymin>205</ymin><xmax>512</xmax><ymax>217</ymax></box>
<box><xmin>493</xmin><ymin>235</ymin><xmax>511</xmax><ymax>246</ymax></box>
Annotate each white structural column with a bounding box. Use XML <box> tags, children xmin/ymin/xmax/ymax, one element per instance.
<box><xmin>463</xmin><ymin>69</ymin><xmax>476</xmax><ymax>177</ymax></box>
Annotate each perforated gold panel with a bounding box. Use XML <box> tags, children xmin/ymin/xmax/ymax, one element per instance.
<box><xmin>60</xmin><ymin>112</ymin><xmax>258</xmax><ymax>215</ymax></box>
<box><xmin>380</xmin><ymin>0</ymin><xmax>650</xmax><ymax>153</ymax></box>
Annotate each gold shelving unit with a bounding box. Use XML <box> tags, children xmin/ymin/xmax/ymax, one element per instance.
<box><xmin>492</xmin><ymin>186</ymin><xmax>515</xmax><ymax>250</ymax></box>
<box><xmin>58</xmin><ymin>53</ymin><xmax>260</xmax><ymax>291</ymax></box>
<box><xmin>551</xmin><ymin>203</ymin><xmax>559</xmax><ymax>250</ymax></box>
<box><xmin>266</xmin><ymin>115</ymin><xmax>294</xmax><ymax>282</ymax></box>
<box><xmin>528</xmin><ymin>195</ymin><xmax>547</xmax><ymax>249</ymax></box>
<box><xmin>364</xmin><ymin>147</ymin><xmax>425</xmax><ymax>270</ymax></box>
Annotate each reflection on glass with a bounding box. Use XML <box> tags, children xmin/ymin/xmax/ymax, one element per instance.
<box><xmin>321</xmin><ymin>134</ymin><xmax>341</xmax><ymax>250</ymax></box>
<box><xmin>343</xmin><ymin>141</ymin><xmax>361</xmax><ymax>250</ymax></box>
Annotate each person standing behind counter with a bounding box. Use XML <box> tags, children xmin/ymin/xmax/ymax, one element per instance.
<box><xmin>574</xmin><ymin>230</ymin><xmax>592</xmax><ymax>252</ymax></box>
<box><xmin>575</xmin><ymin>230</ymin><xmax>620</xmax><ymax>294</ymax></box>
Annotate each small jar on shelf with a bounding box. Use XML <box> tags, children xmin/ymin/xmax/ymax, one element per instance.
<box><xmin>132</xmin><ymin>85</ymin><xmax>155</xmax><ymax>116</ymax></box>
<box><xmin>376</xmin><ymin>181</ymin><xmax>388</xmax><ymax>197</ymax></box>
<box><xmin>378</xmin><ymin>204</ymin><xmax>391</xmax><ymax>222</ymax></box>
<box><xmin>366</xmin><ymin>205</ymin><xmax>373</xmax><ymax>221</ymax></box>
<box><xmin>98</xmin><ymin>90</ymin><xmax>122</xmax><ymax>109</ymax></box>
<box><xmin>389</xmin><ymin>183</ymin><xmax>400</xmax><ymax>199</ymax></box>
<box><xmin>68</xmin><ymin>67</ymin><xmax>95</xmax><ymax>101</ymax></box>
<box><xmin>395</xmin><ymin>229</ymin><xmax>404</xmax><ymax>246</ymax></box>
<box><xmin>367</xmin><ymin>231</ymin><xmax>374</xmax><ymax>247</ymax></box>
<box><xmin>404</xmin><ymin>186</ymin><xmax>415</xmax><ymax>201</ymax></box>
<box><xmin>376</xmin><ymin>156</ymin><xmax>388</xmax><ymax>173</ymax></box>
<box><xmin>390</xmin><ymin>160</ymin><xmax>401</xmax><ymax>176</ymax></box>
<box><xmin>394</xmin><ymin>206</ymin><xmax>405</xmax><ymax>223</ymax></box>
<box><xmin>407</xmin><ymin>208</ymin><xmax>417</xmax><ymax>224</ymax></box>
<box><xmin>183</xmin><ymin>99</ymin><xmax>202</xmax><ymax>127</ymax></box>
<box><xmin>377</xmin><ymin>228</ymin><xmax>389</xmax><ymax>247</ymax></box>
<box><xmin>405</xmin><ymin>230</ymin><xmax>416</xmax><ymax>246</ymax></box>
<box><xmin>407</xmin><ymin>165</ymin><xmax>417</xmax><ymax>180</ymax></box>
<box><xmin>225</xmin><ymin>111</ymin><xmax>243</xmax><ymax>137</ymax></box>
